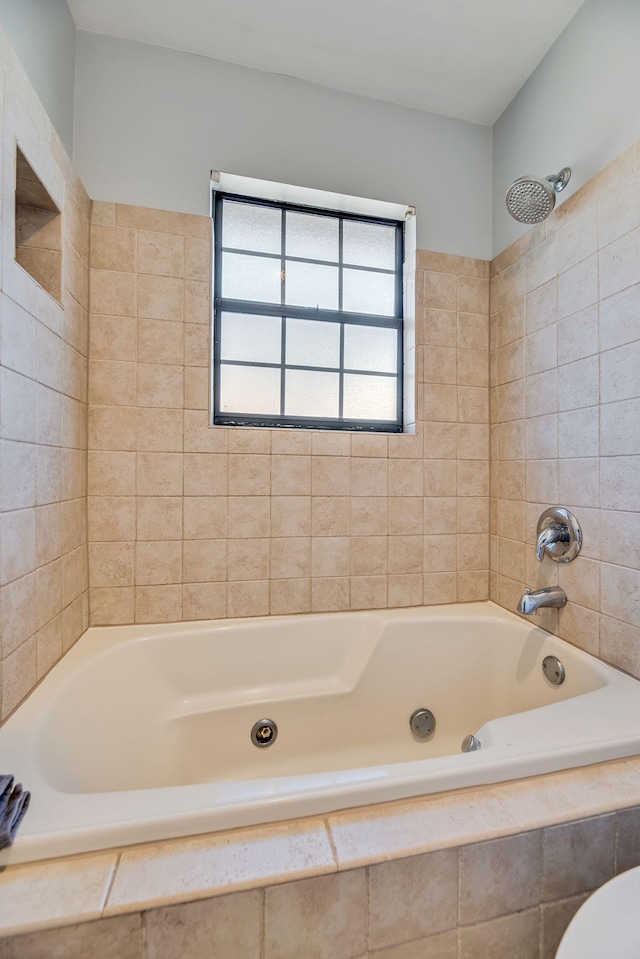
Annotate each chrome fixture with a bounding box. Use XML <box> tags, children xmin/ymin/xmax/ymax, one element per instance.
<box><xmin>517</xmin><ymin>586</ymin><xmax>568</xmax><ymax>615</ymax></box>
<box><xmin>536</xmin><ymin>507</ymin><xmax>582</xmax><ymax>563</ymax></box>
<box><xmin>505</xmin><ymin>168</ymin><xmax>571</xmax><ymax>223</ymax></box>
<box><xmin>410</xmin><ymin>708</ymin><xmax>436</xmax><ymax>740</ymax></box>
<box><xmin>461</xmin><ymin>734</ymin><xmax>481</xmax><ymax>753</ymax></box>
<box><xmin>542</xmin><ymin>655</ymin><xmax>566</xmax><ymax>685</ymax></box>
<box><xmin>251</xmin><ymin>718</ymin><xmax>278</xmax><ymax>747</ymax></box>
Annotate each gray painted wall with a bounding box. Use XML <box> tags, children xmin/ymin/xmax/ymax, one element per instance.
<box><xmin>0</xmin><ymin>0</ymin><xmax>76</xmax><ymax>154</ymax></box>
<box><xmin>73</xmin><ymin>32</ymin><xmax>493</xmax><ymax>259</ymax></box>
<box><xmin>493</xmin><ymin>0</ymin><xmax>640</xmax><ymax>255</ymax></box>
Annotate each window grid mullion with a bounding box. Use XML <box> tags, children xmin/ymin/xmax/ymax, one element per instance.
<box><xmin>338</xmin><ymin>218</ymin><xmax>345</xmax><ymax>420</ymax></box>
<box><xmin>280</xmin><ymin>208</ymin><xmax>286</xmax><ymax>417</ymax></box>
<box><xmin>220</xmin><ymin>245</ymin><xmax>396</xmax><ymax>276</ymax></box>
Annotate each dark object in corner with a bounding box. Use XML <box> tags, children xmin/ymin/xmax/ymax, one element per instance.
<box><xmin>0</xmin><ymin>775</ymin><xmax>30</xmax><ymax>850</ymax></box>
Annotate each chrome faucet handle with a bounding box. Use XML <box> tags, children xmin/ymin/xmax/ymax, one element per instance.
<box><xmin>535</xmin><ymin>524</ymin><xmax>565</xmax><ymax>562</ymax></box>
<box><xmin>535</xmin><ymin>507</ymin><xmax>582</xmax><ymax>564</ymax></box>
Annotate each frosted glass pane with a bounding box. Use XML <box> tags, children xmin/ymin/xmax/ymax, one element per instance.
<box><xmin>285</xmin><ymin>260</ymin><xmax>338</xmax><ymax>310</ymax></box>
<box><xmin>343</xmin><ymin>220</ymin><xmax>396</xmax><ymax>269</ymax></box>
<box><xmin>344</xmin><ymin>325</ymin><xmax>398</xmax><ymax>373</ymax></box>
<box><xmin>286</xmin><ymin>212</ymin><xmax>338</xmax><ymax>261</ymax></box>
<box><xmin>220</xmin><ymin>312</ymin><xmax>282</xmax><ymax>364</ymax></box>
<box><xmin>222</xmin><ymin>252</ymin><xmax>281</xmax><ymax>303</ymax></box>
<box><xmin>285</xmin><ymin>370</ymin><xmax>339</xmax><ymax>418</ymax></box>
<box><xmin>286</xmin><ymin>319</ymin><xmax>340</xmax><ymax>369</ymax></box>
<box><xmin>219</xmin><ymin>364</ymin><xmax>281</xmax><ymax>415</ymax></box>
<box><xmin>222</xmin><ymin>200</ymin><xmax>281</xmax><ymax>254</ymax></box>
<box><xmin>343</xmin><ymin>269</ymin><xmax>395</xmax><ymax>316</ymax></box>
<box><xmin>343</xmin><ymin>374</ymin><xmax>397</xmax><ymax>421</ymax></box>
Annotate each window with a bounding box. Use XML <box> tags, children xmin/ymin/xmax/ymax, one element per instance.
<box><xmin>212</xmin><ymin>191</ymin><xmax>404</xmax><ymax>432</ymax></box>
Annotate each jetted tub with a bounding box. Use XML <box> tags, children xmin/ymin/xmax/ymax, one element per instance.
<box><xmin>3</xmin><ymin>601</ymin><xmax>640</xmax><ymax>864</ymax></box>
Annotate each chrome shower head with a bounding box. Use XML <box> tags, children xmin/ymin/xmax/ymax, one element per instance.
<box><xmin>505</xmin><ymin>168</ymin><xmax>571</xmax><ymax>224</ymax></box>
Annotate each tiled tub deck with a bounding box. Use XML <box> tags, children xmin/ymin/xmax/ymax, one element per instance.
<box><xmin>2</xmin><ymin>757</ymin><xmax>640</xmax><ymax>958</ymax></box>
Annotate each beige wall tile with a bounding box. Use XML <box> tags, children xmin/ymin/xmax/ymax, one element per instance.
<box><xmin>137</xmin><ymin>230</ymin><xmax>184</xmax><ymax>278</ymax></box>
<box><xmin>90</xmin><ymin>314</ymin><xmax>136</xmax><ymax>362</ymax></box>
<box><xmin>1</xmin><ymin>572</ymin><xmax>37</xmax><ymax>657</ymax></box>
<box><xmin>90</xmin><ymin>586</ymin><xmax>135</xmax><ymax>625</ymax></box>
<box><xmin>137</xmin><ymin>363</ymin><xmax>184</xmax><ymax>409</ymax></box>
<box><xmin>136</xmin><ymin>541</ymin><xmax>182</xmax><ymax>585</ymax></box>
<box><xmin>0</xmin><ymin>915</ymin><xmax>142</xmax><ymax>959</ymax></box>
<box><xmin>89</xmin><ymin>542</ymin><xmax>134</xmax><ymax>587</ymax></box>
<box><xmin>227</xmin><ymin>496</ymin><xmax>270</xmax><ymax>538</ymax></box>
<box><xmin>369</xmin><ymin>850</ymin><xmax>458</xmax><ymax>950</ymax></box>
<box><xmin>227</xmin><ymin>580</ymin><xmax>269</xmax><ymax>617</ymax></box>
<box><xmin>265</xmin><ymin>870</ymin><xmax>366</xmax><ymax>959</ymax></box>
<box><xmin>311</xmin><ymin>576</ymin><xmax>350</xmax><ymax>611</ymax></box>
<box><xmin>138</xmin><ymin>274</ymin><xmax>184</xmax><ymax>321</ymax></box>
<box><xmin>183</xmin><ymin>582</ymin><xmax>226</xmax><ymax>620</ymax></box>
<box><xmin>2</xmin><ymin>635</ymin><xmax>36</xmax><ymax>718</ymax></box>
<box><xmin>137</xmin><ymin>408</ymin><xmax>183</xmax><ymax>452</ymax></box>
<box><xmin>270</xmin><ymin>538</ymin><xmax>310</xmax><ymax>579</ymax></box>
<box><xmin>424</xmin><ymin>271</ymin><xmax>457</xmax><ymax>311</ymax></box>
<box><xmin>459</xmin><ymin>908</ymin><xmax>540</xmax><ymax>959</ymax></box>
<box><xmin>137</xmin><ymin>452</ymin><xmax>183</xmax><ymax>496</ymax></box>
<box><xmin>137</xmin><ymin>496</ymin><xmax>183</xmax><ymax>540</ymax></box>
<box><xmin>137</xmin><ymin>318</ymin><xmax>184</xmax><ymax>365</ymax></box>
<box><xmin>270</xmin><ymin>578</ymin><xmax>311</xmax><ymax>614</ymax></box>
<box><xmin>145</xmin><ymin>891</ymin><xmax>260</xmax><ymax>959</ymax></box>
<box><xmin>184</xmin><ymin>322</ymin><xmax>208</xmax><ymax>366</ymax></box>
<box><xmin>90</xmin><ymin>269</ymin><xmax>136</xmax><ymax>316</ymax></box>
<box><xmin>184</xmin><ymin>236</ymin><xmax>212</xmax><ymax>281</ymax></box>
<box><xmin>542</xmin><ymin>816</ymin><xmax>615</xmax><ymax>901</ymax></box>
<box><xmin>460</xmin><ymin>832</ymin><xmax>541</xmax><ymax>925</ymax></box>
<box><xmin>183</xmin><ymin>496</ymin><xmax>227</xmax><ymax>539</ymax></box>
<box><xmin>228</xmin><ymin>538</ymin><xmax>270</xmax><ymax>581</ymax></box>
<box><xmin>270</xmin><ymin>454</ymin><xmax>311</xmax><ymax>495</ymax></box>
<box><xmin>541</xmin><ymin>894</ymin><xmax>589</xmax><ymax>959</ymax></box>
<box><xmin>90</xmin><ymin>225</ymin><xmax>136</xmax><ymax>273</ymax></box>
<box><xmin>183</xmin><ymin>540</ymin><xmax>227</xmax><ymax>583</ymax></box>
<box><xmin>184</xmin><ymin>411</ymin><xmax>226</xmax><ymax>454</ymax></box>
<box><xmin>135</xmin><ymin>584</ymin><xmax>182</xmax><ymax>623</ymax></box>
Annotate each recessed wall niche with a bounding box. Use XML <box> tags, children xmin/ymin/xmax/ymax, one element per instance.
<box><xmin>14</xmin><ymin>146</ymin><xmax>62</xmax><ymax>303</ymax></box>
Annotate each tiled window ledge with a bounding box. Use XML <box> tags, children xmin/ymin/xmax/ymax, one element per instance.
<box><xmin>2</xmin><ymin>755</ymin><xmax>640</xmax><ymax>939</ymax></box>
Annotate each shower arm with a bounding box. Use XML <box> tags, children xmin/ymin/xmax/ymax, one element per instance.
<box><xmin>546</xmin><ymin>168</ymin><xmax>572</xmax><ymax>193</ymax></box>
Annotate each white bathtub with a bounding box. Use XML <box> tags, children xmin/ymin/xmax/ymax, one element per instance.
<box><xmin>2</xmin><ymin>601</ymin><xmax>640</xmax><ymax>865</ymax></box>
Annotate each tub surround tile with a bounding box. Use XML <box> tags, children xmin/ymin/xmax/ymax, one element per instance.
<box><xmin>0</xmin><ymin>853</ymin><xmax>117</xmax><ymax>936</ymax></box>
<box><xmin>106</xmin><ymin>818</ymin><xmax>336</xmax><ymax>914</ymax></box>
<box><xmin>2</xmin><ymin>760</ymin><xmax>640</xmax><ymax>943</ymax></box>
<box><xmin>542</xmin><ymin>815</ymin><xmax>616</xmax><ymax>901</ymax></box>
<box><xmin>493</xmin><ymin>760</ymin><xmax>640</xmax><ymax>829</ymax></box>
<box><xmin>368</xmin><ymin>930</ymin><xmax>458</xmax><ymax>959</ymax></box>
<box><xmin>0</xmin><ymin>28</ymin><xmax>90</xmax><ymax>721</ymax></box>
<box><xmin>490</xmin><ymin>140</ymin><xmax>640</xmax><ymax>684</ymax></box>
<box><xmin>264</xmin><ymin>870</ymin><xmax>366</xmax><ymax>959</ymax></box>
<box><xmin>459</xmin><ymin>831</ymin><xmax>541</xmax><ymax>925</ymax></box>
<box><xmin>459</xmin><ymin>908</ymin><xmax>540</xmax><ymax>959</ymax></box>
<box><xmin>143</xmin><ymin>891</ymin><xmax>261</xmax><ymax>959</ymax></box>
<box><xmin>540</xmin><ymin>894</ymin><xmax>589</xmax><ymax>959</ymax></box>
<box><xmin>327</xmin><ymin>787</ymin><xmax>520</xmax><ymax>870</ymax></box>
<box><xmin>0</xmin><ymin>916</ymin><xmax>141</xmax><ymax>959</ymax></box>
<box><xmin>87</xmin><ymin>230</ymin><xmax>489</xmax><ymax>622</ymax></box>
<box><xmin>368</xmin><ymin>848</ymin><xmax>458</xmax><ymax>949</ymax></box>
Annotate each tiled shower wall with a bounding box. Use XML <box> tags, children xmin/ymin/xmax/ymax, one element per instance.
<box><xmin>0</xmin><ymin>29</ymin><xmax>90</xmax><ymax>721</ymax></box>
<box><xmin>87</xmin><ymin>210</ymin><xmax>490</xmax><ymax>625</ymax></box>
<box><xmin>490</xmin><ymin>141</ymin><xmax>640</xmax><ymax>677</ymax></box>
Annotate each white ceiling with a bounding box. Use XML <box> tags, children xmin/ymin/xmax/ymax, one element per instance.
<box><xmin>66</xmin><ymin>0</ymin><xmax>587</xmax><ymax>125</ymax></box>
